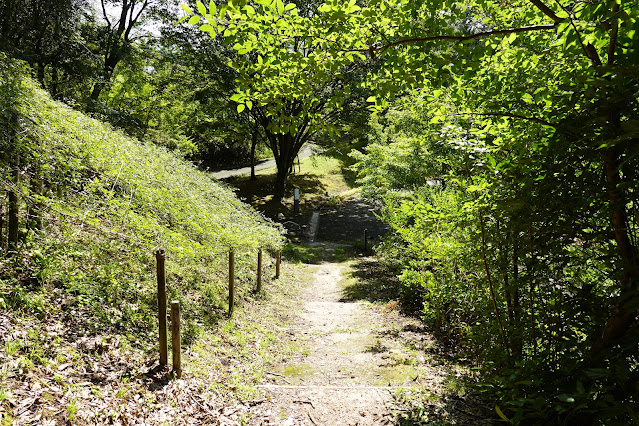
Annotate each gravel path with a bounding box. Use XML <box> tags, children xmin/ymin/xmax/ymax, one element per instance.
<box><xmin>246</xmin><ymin>247</ymin><xmax>443</xmax><ymax>425</ymax></box>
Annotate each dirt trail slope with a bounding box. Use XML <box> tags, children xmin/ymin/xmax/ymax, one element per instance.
<box><xmin>247</xmin><ymin>246</ymin><xmax>444</xmax><ymax>425</ymax></box>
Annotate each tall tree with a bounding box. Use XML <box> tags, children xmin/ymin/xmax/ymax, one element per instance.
<box><xmin>183</xmin><ymin>0</ymin><xmax>367</xmax><ymax>198</ymax></box>
<box><xmin>90</xmin><ymin>0</ymin><xmax>152</xmax><ymax>101</ymax></box>
<box><xmin>0</xmin><ymin>0</ymin><xmax>94</xmax><ymax>99</ymax></box>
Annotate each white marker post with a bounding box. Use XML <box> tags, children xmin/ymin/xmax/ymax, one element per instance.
<box><xmin>294</xmin><ymin>188</ymin><xmax>300</xmax><ymax>213</ymax></box>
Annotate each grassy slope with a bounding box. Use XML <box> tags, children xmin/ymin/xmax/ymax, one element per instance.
<box><xmin>0</xmin><ymin>66</ymin><xmax>287</xmax><ymax>423</ymax></box>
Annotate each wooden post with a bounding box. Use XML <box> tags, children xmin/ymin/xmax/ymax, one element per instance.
<box><xmin>364</xmin><ymin>229</ymin><xmax>368</xmax><ymax>253</ymax></box>
<box><xmin>275</xmin><ymin>250</ymin><xmax>281</xmax><ymax>279</ymax></box>
<box><xmin>156</xmin><ymin>250</ymin><xmax>168</xmax><ymax>367</ymax></box>
<box><xmin>294</xmin><ymin>188</ymin><xmax>300</xmax><ymax>213</ymax></box>
<box><xmin>171</xmin><ymin>300</ymin><xmax>182</xmax><ymax>378</ymax></box>
<box><xmin>256</xmin><ymin>248</ymin><xmax>262</xmax><ymax>292</ymax></box>
<box><xmin>228</xmin><ymin>248</ymin><xmax>235</xmax><ymax>316</ymax></box>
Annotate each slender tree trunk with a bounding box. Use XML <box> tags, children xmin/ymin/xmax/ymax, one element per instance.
<box><xmin>501</xmin><ymin>228</ymin><xmax>514</xmax><ymax>323</ymax></box>
<box><xmin>0</xmin><ymin>201</ymin><xmax>5</xmax><ymax>251</ymax></box>
<box><xmin>528</xmin><ymin>228</ymin><xmax>537</xmax><ymax>357</ymax></box>
<box><xmin>591</xmin><ymin>148</ymin><xmax>638</xmax><ymax>354</ymax></box>
<box><xmin>8</xmin><ymin>160</ymin><xmax>20</xmax><ymax>254</ymax></box>
<box><xmin>250</xmin><ymin>127</ymin><xmax>258</xmax><ymax>181</ymax></box>
<box><xmin>478</xmin><ymin>211</ymin><xmax>510</xmax><ymax>357</ymax></box>
<box><xmin>509</xmin><ymin>234</ymin><xmax>522</xmax><ymax>357</ymax></box>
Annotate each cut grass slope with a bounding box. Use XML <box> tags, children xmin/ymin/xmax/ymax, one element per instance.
<box><xmin>0</xmin><ymin>59</ymin><xmax>284</xmax><ymax>422</ymax></box>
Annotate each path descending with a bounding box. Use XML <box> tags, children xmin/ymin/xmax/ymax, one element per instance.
<box><xmin>247</xmin><ymin>247</ymin><xmax>442</xmax><ymax>425</ymax></box>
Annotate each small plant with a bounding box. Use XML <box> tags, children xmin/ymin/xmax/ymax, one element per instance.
<box><xmin>53</xmin><ymin>373</ymin><xmax>65</xmax><ymax>385</ymax></box>
<box><xmin>66</xmin><ymin>398</ymin><xmax>77</xmax><ymax>421</ymax></box>
<box><xmin>4</xmin><ymin>340</ymin><xmax>22</xmax><ymax>356</ymax></box>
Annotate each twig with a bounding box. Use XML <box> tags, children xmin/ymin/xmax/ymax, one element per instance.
<box><xmin>294</xmin><ymin>399</ymin><xmax>315</xmax><ymax>409</ymax></box>
<box><xmin>189</xmin><ymin>394</ymin><xmax>218</xmax><ymax>419</ymax></box>
<box><xmin>308</xmin><ymin>412</ymin><xmax>318</xmax><ymax>425</ymax></box>
<box><xmin>265</xmin><ymin>371</ymin><xmax>291</xmax><ymax>384</ymax></box>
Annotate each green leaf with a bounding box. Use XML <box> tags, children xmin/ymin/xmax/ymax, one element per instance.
<box><xmin>199</xmin><ymin>24</ymin><xmax>214</xmax><ymax>32</ymax></box>
<box><xmin>276</xmin><ymin>0</ymin><xmax>284</xmax><ymax>15</ymax></box>
<box><xmin>188</xmin><ymin>15</ymin><xmax>201</xmax><ymax>25</ymax></box>
<box><xmin>209</xmin><ymin>0</ymin><xmax>217</xmax><ymax>16</ymax></box>
<box><xmin>284</xmin><ymin>3</ymin><xmax>296</xmax><ymax>11</ymax></box>
<box><xmin>237</xmin><ymin>104</ymin><xmax>246</xmax><ymax>113</ymax></box>
<box><xmin>366</xmin><ymin>96</ymin><xmax>376</xmax><ymax>103</ymax></box>
<box><xmin>180</xmin><ymin>3</ymin><xmax>194</xmax><ymax>14</ymax></box>
<box><xmin>495</xmin><ymin>405</ymin><xmax>512</xmax><ymax>424</ymax></box>
<box><xmin>246</xmin><ymin>100</ymin><xmax>253</xmax><ymax>110</ymax></box>
<box><xmin>196</xmin><ymin>0</ymin><xmax>207</xmax><ymax>15</ymax></box>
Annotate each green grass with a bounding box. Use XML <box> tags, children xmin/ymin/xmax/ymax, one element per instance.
<box><xmin>0</xmin><ymin>61</ymin><xmax>286</xmax><ymax>422</ymax></box>
<box><xmin>230</xmin><ymin>154</ymin><xmax>358</xmax><ymax>218</ymax></box>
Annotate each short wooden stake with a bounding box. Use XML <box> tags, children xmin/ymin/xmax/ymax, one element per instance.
<box><xmin>156</xmin><ymin>250</ymin><xmax>168</xmax><ymax>367</ymax></box>
<box><xmin>228</xmin><ymin>248</ymin><xmax>235</xmax><ymax>317</ymax></box>
<box><xmin>171</xmin><ymin>300</ymin><xmax>181</xmax><ymax>378</ymax></box>
<box><xmin>275</xmin><ymin>250</ymin><xmax>281</xmax><ymax>279</ymax></box>
<box><xmin>256</xmin><ymin>248</ymin><xmax>262</xmax><ymax>292</ymax></box>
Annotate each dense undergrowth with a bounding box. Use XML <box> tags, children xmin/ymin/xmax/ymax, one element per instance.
<box><xmin>0</xmin><ymin>55</ymin><xmax>284</xmax><ymax>421</ymax></box>
<box><xmin>353</xmin><ymin>93</ymin><xmax>639</xmax><ymax>424</ymax></box>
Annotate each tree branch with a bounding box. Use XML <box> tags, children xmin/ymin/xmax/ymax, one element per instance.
<box><xmin>529</xmin><ymin>0</ymin><xmax>563</xmax><ymax>23</ymax></box>
<box><xmin>368</xmin><ymin>24</ymin><xmax>557</xmax><ymax>53</ymax></box>
<box><xmin>101</xmin><ymin>0</ymin><xmax>112</xmax><ymax>28</ymax></box>
<box><xmin>452</xmin><ymin>111</ymin><xmax>579</xmax><ymax>138</ymax></box>
<box><xmin>607</xmin><ymin>2</ymin><xmax>621</xmax><ymax>67</ymax></box>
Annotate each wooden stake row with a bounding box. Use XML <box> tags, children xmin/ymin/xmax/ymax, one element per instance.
<box><xmin>156</xmin><ymin>248</ymin><xmax>283</xmax><ymax>376</ymax></box>
<box><xmin>228</xmin><ymin>248</ymin><xmax>282</xmax><ymax>317</ymax></box>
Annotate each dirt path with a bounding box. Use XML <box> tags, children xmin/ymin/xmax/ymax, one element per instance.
<box><xmin>212</xmin><ymin>145</ymin><xmax>316</xmax><ymax>180</ymax></box>
<box><xmin>247</xmin><ymin>246</ymin><xmax>444</xmax><ymax>425</ymax></box>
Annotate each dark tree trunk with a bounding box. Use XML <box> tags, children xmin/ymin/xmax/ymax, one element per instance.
<box><xmin>591</xmin><ymin>148</ymin><xmax>638</xmax><ymax>354</ymax></box>
<box><xmin>274</xmin><ymin>166</ymin><xmax>287</xmax><ymax>200</ymax></box>
<box><xmin>272</xmin><ymin>132</ymin><xmax>296</xmax><ymax>201</ymax></box>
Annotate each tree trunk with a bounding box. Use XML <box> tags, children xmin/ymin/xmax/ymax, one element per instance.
<box><xmin>8</xmin><ymin>161</ymin><xmax>19</xmax><ymax>254</ymax></box>
<box><xmin>90</xmin><ymin>80</ymin><xmax>106</xmax><ymax>101</ymax></box>
<box><xmin>250</xmin><ymin>127</ymin><xmax>258</xmax><ymax>181</ymax></box>
<box><xmin>591</xmin><ymin>148</ymin><xmax>638</xmax><ymax>354</ymax></box>
<box><xmin>274</xmin><ymin>166</ymin><xmax>287</xmax><ymax>200</ymax></box>
<box><xmin>0</xmin><ymin>201</ymin><xmax>5</xmax><ymax>251</ymax></box>
<box><xmin>272</xmin><ymin>133</ymin><xmax>296</xmax><ymax>201</ymax></box>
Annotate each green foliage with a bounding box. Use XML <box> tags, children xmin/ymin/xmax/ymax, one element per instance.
<box><xmin>0</xmin><ymin>58</ymin><xmax>284</xmax><ymax>349</ymax></box>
